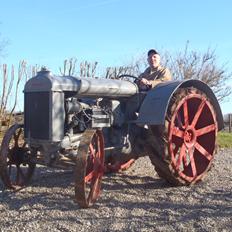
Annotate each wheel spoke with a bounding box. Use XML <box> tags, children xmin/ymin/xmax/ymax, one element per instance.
<box><xmin>13</xmin><ymin>133</ymin><xmax>18</xmax><ymax>148</ymax></box>
<box><xmin>93</xmin><ymin>155</ymin><xmax>99</xmax><ymax>167</ymax></box>
<box><xmin>176</xmin><ymin>112</ymin><xmax>184</xmax><ymax>129</ymax></box>
<box><xmin>86</xmin><ymin>159</ymin><xmax>100</xmax><ymax>202</ymax></box>
<box><xmin>186</xmin><ymin>147</ymin><xmax>194</xmax><ymax>165</ymax></box>
<box><xmin>173</xmin><ymin>143</ymin><xmax>179</xmax><ymax>155</ymax></box>
<box><xmin>120</xmin><ymin>159</ymin><xmax>135</xmax><ymax>171</ymax></box>
<box><xmin>18</xmin><ymin>166</ymin><xmax>26</xmax><ymax>180</ymax></box>
<box><xmin>190</xmin><ymin>155</ymin><xmax>197</xmax><ymax>178</ymax></box>
<box><xmin>195</xmin><ymin>142</ymin><xmax>213</xmax><ymax>161</ymax></box>
<box><xmin>22</xmin><ymin>142</ymin><xmax>27</xmax><ymax>148</ymax></box>
<box><xmin>195</xmin><ymin>124</ymin><xmax>216</xmax><ymax>137</ymax></box>
<box><xmin>187</xmin><ymin>147</ymin><xmax>197</xmax><ymax>177</ymax></box>
<box><xmin>172</xmin><ymin>126</ymin><xmax>184</xmax><ymax>138</ymax></box>
<box><xmin>88</xmin><ymin>176</ymin><xmax>100</xmax><ymax>203</ymax></box>
<box><xmin>13</xmin><ymin>128</ymin><xmax>22</xmax><ymax>147</ymax></box>
<box><xmin>183</xmin><ymin>100</ymin><xmax>189</xmax><ymax>128</ymax></box>
<box><xmin>85</xmin><ymin>154</ymin><xmax>102</xmax><ymax>185</ymax></box>
<box><xmin>85</xmin><ymin>170</ymin><xmax>95</xmax><ymax>182</ymax></box>
<box><xmin>191</xmin><ymin>99</ymin><xmax>206</xmax><ymax>127</ymax></box>
<box><xmin>89</xmin><ymin>143</ymin><xmax>95</xmax><ymax>156</ymax></box>
<box><xmin>97</xmin><ymin>137</ymin><xmax>101</xmax><ymax>159</ymax></box>
<box><xmin>8</xmin><ymin>149</ymin><xmax>14</xmax><ymax>159</ymax></box>
<box><xmin>15</xmin><ymin>165</ymin><xmax>26</xmax><ymax>185</ymax></box>
<box><xmin>15</xmin><ymin>166</ymin><xmax>20</xmax><ymax>185</ymax></box>
<box><xmin>13</xmin><ymin>133</ymin><xmax>17</xmax><ymax>142</ymax></box>
<box><xmin>8</xmin><ymin>164</ymin><xmax>12</xmax><ymax>176</ymax></box>
<box><xmin>176</xmin><ymin>143</ymin><xmax>186</xmax><ymax>169</ymax></box>
<box><xmin>17</xmin><ymin>128</ymin><xmax>23</xmax><ymax>138</ymax></box>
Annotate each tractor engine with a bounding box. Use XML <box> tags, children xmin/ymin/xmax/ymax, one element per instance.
<box><xmin>23</xmin><ymin>69</ymin><xmax>139</xmax><ymax>161</ymax></box>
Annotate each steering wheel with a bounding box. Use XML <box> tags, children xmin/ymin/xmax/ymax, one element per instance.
<box><xmin>117</xmin><ymin>74</ymin><xmax>140</xmax><ymax>81</ymax></box>
<box><xmin>118</xmin><ymin>74</ymin><xmax>151</xmax><ymax>91</ymax></box>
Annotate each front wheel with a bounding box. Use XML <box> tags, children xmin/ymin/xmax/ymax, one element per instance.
<box><xmin>0</xmin><ymin>124</ymin><xmax>35</xmax><ymax>189</ymax></box>
<box><xmin>75</xmin><ymin>129</ymin><xmax>105</xmax><ymax>208</ymax></box>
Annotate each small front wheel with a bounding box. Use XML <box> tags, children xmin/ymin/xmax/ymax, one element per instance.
<box><xmin>75</xmin><ymin>129</ymin><xmax>105</xmax><ymax>208</ymax></box>
<box><xmin>0</xmin><ymin>124</ymin><xmax>35</xmax><ymax>189</ymax></box>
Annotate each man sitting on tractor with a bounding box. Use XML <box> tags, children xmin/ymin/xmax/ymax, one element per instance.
<box><xmin>137</xmin><ymin>49</ymin><xmax>172</xmax><ymax>91</ymax></box>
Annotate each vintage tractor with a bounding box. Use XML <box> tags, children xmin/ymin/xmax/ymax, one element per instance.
<box><xmin>0</xmin><ymin>68</ymin><xmax>223</xmax><ymax>208</ymax></box>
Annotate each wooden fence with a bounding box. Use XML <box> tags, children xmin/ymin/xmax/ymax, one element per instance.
<box><xmin>223</xmin><ymin>113</ymin><xmax>232</xmax><ymax>133</ymax></box>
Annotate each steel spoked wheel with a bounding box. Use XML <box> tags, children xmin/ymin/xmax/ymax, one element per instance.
<box><xmin>75</xmin><ymin>130</ymin><xmax>105</xmax><ymax>208</ymax></box>
<box><xmin>0</xmin><ymin>124</ymin><xmax>35</xmax><ymax>189</ymax></box>
<box><xmin>150</xmin><ymin>87</ymin><xmax>218</xmax><ymax>185</ymax></box>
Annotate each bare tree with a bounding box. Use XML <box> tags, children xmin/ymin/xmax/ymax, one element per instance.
<box><xmin>60</xmin><ymin>44</ymin><xmax>231</xmax><ymax>103</ymax></box>
<box><xmin>59</xmin><ymin>58</ymin><xmax>98</xmax><ymax>78</ymax></box>
<box><xmin>59</xmin><ymin>58</ymin><xmax>77</xmax><ymax>76</ymax></box>
<box><xmin>0</xmin><ymin>64</ymin><xmax>14</xmax><ymax>117</ymax></box>
<box><xmin>80</xmin><ymin>61</ymin><xmax>98</xmax><ymax>78</ymax></box>
<box><xmin>0</xmin><ymin>61</ymin><xmax>27</xmax><ymax>126</ymax></box>
<box><xmin>104</xmin><ymin>55</ymin><xmax>146</xmax><ymax>80</ymax></box>
<box><xmin>165</xmin><ymin>42</ymin><xmax>232</xmax><ymax>102</ymax></box>
<box><xmin>105</xmin><ymin>66</ymin><xmax>131</xmax><ymax>79</ymax></box>
<box><xmin>25</xmin><ymin>64</ymin><xmax>41</xmax><ymax>81</ymax></box>
<box><xmin>0</xmin><ymin>64</ymin><xmax>9</xmax><ymax>119</ymax></box>
<box><xmin>115</xmin><ymin>43</ymin><xmax>231</xmax><ymax>102</ymax></box>
<box><xmin>9</xmin><ymin>61</ymin><xmax>27</xmax><ymax>116</ymax></box>
<box><xmin>0</xmin><ymin>32</ymin><xmax>9</xmax><ymax>61</ymax></box>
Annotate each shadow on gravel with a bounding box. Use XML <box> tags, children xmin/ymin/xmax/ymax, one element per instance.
<box><xmin>95</xmin><ymin>198</ymin><xmax>232</xmax><ymax>231</ymax></box>
<box><xmin>102</xmin><ymin>172</ymin><xmax>173</xmax><ymax>191</ymax></box>
<box><xmin>1</xmin><ymin>165</ymin><xmax>232</xmax><ymax>225</ymax></box>
<box><xmin>0</xmin><ymin>165</ymin><xmax>171</xmax><ymax>193</ymax></box>
<box><xmin>0</xmin><ymin>166</ymin><xmax>172</xmax><ymax>209</ymax></box>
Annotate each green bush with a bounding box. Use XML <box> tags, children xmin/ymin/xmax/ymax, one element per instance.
<box><xmin>217</xmin><ymin>132</ymin><xmax>232</xmax><ymax>148</ymax></box>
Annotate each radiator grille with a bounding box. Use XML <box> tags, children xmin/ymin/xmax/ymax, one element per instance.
<box><xmin>24</xmin><ymin>92</ymin><xmax>50</xmax><ymax>140</ymax></box>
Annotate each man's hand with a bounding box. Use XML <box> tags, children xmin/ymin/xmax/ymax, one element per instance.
<box><xmin>138</xmin><ymin>78</ymin><xmax>152</xmax><ymax>91</ymax></box>
<box><xmin>140</xmin><ymin>78</ymin><xmax>152</xmax><ymax>86</ymax></box>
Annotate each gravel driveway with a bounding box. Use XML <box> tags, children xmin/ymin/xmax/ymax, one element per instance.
<box><xmin>0</xmin><ymin>149</ymin><xmax>231</xmax><ymax>232</ymax></box>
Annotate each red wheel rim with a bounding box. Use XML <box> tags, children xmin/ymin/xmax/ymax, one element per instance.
<box><xmin>75</xmin><ymin>129</ymin><xmax>105</xmax><ymax>208</ymax></box>
<box><xmin>168</xmin><ymin>93</ymin><xmax>217</xmax><ymax>183</ymax></box>
<box><xmin>84</xmin><ymin>130</ymin><xmax>105</xmax><ymax>204</ymax></box>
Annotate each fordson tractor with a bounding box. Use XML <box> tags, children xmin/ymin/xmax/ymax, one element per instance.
<box><xmin>0</xmin><ymin>68</ymin><xmax>223</xmax><ymax>208</ymax></box>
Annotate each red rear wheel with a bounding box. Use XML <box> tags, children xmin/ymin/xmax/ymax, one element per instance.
<box><xmin>149</xmin><ymin>87</ymin><xmax>218</xmax><ymax>185</ymax></box>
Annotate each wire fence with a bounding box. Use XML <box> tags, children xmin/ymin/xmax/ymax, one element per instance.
<box><xmin>223</xmin><ymin>113</ymin><xmax>232</xmax><ymax>133</ymax></box>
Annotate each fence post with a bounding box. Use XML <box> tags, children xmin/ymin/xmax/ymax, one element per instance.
<box><xmin>229</xmin><ymin>114</ymin><xmax>232</xmax><ymax>133</ymax></box>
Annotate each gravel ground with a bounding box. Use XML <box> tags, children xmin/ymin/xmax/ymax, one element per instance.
<box><xmin>0</xmin><ymin>149</ymin><xmax>231</xmax><ymax>232</ymax></box>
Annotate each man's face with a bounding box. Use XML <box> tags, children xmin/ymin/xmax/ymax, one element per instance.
<box><xmin>147</xmin><ymin>53</ymin><xmax>160</xmax><ymax>69</ymax></box>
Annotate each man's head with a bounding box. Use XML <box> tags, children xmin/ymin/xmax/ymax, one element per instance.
<box><xmin>147</xmin><ymin>49</ymin><xmax>160</xmax><ymax>69</ymax></box>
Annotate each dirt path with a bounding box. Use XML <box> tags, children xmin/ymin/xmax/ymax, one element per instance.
<box><xmin>0</xmin><ymin>149</ymin><xmax>231</xmax><ymax>232</ymax></box>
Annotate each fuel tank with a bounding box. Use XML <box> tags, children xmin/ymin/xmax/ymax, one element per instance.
<box><xmin>24</xmin><ymin>69</ymin><xmax>138</xmax><ymax>98</ymax></box>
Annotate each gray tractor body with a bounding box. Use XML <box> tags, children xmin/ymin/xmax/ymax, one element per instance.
<box><xmin>24</xmin><ymin>69</ymin><xmax>223</xmax><ymax>158</ymax></box>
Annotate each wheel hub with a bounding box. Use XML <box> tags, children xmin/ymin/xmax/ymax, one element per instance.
<box><xmin>10</xmin><ymin>148</ymin><xmax>26</xmax><ymax>164</ymax></box>
<box><xmin>184</xmin><ymin>127</ymin><xmax>196</xmax><ymax>148</ymax></box>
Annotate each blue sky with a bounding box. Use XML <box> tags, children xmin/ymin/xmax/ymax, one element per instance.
<box><xmin>0</xmin><ymin>0</ymin><xmax>231</xmax><ymax>113</ymax></box>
